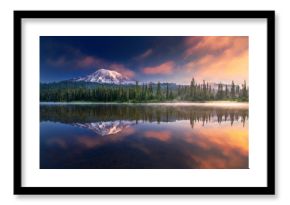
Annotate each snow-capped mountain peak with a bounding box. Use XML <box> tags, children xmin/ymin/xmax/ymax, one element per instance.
<box><xmin>73</xmin><ymin>68</ymin><xmax>135</xmax><ymax>84</ymax></box>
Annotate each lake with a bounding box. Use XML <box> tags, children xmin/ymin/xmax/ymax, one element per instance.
<box><xmin>40</xmin><ymin>103</ymin><xmax>248</xmax><ymax>169</ymax></box>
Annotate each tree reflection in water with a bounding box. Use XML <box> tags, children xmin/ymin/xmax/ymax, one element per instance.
<box><xmin>41</xmin><ymin>104</ymin><xmax>248</xmax><ymax>127</ymax></box>
<box><xmin>40</xmin><ymin>104</ymin><xmax>248</xmax><ymax>169</ymax></box>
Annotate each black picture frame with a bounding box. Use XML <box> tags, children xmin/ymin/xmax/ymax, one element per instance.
<box><xmin>14</xmin><ymin>10</ymin><xmax>275</xmax><ymax>195</ymax></box>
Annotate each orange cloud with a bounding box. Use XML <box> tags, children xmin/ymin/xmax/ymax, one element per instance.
<box><xmin>76</xmin><ymin>56</ymin><xmax>104</xmax><ymax>68</ymax></box>
<box><xmin>78</xmin><ymin>136</ymin><xmax>103</xmax><ymax>149</ymax></box>
<box><xmin>183</xmin><ymin>123</ymin><xmax>248</xmax><ymax>168</ymax></box>
<box><xmin>77</xmin><ymin>127</ymin><xmax>135</xmax><ymax>149</ymax></box>
<box><xmin>75</xmin><ymin>57</ymin><xmax>135</xmax><ymax>78</ymax></box>
<box><xmin>109</xmin><ymin>63</ymin><xmax>135</xmax><ymax>78</ymax></box>
<box><xmin>46</xmin><ymin>138</ymin><xmax>67</xmax><ymax>149</ymax></box>
<box><xmin>144</xmin><ymin>131</ymin><xmax>171</xmax><ymax>141</ymax></box>
<box><xmin>184</xmin><ymin>36</ymin><xmax>247</xmax><ymax>57</ymax></box>
<box><xmin>183</xmin><ymin>36</ymin><xmax>248</xmax><ymax>84</ymax></box>
<box><xmin>142</xmin><ymin>61</ymin><xmax>175</xmax><ymax>75</ymax></box>
<box><xmin>135</xmin><ymin>49</ymin><xmax>153</xmax><ymax>60</ymax></box>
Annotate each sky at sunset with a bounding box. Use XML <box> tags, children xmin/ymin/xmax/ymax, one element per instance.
<box><xmin>40</xmin><ymin>36</ymin><xmax>248</xmax><ymax>85</ymax></box>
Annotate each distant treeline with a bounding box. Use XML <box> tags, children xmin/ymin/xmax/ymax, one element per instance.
<box><xmin>40</xmin><ymin>78</ymin><xmax>249</xmax><ymax>102</ymax></box>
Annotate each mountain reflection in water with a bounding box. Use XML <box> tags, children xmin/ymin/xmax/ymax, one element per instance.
<box><xmin>72</xmin><ymin>121</ymin><xmax>134</xmax><ymax>136</ymax></box>
<box><xmin>40</xmin><ymin>104</ymin><xmax>248</xmax><ymax>169</ymax></box>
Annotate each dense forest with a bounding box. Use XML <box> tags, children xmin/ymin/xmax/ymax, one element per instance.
<box><xmin>40</xmin><ymin>78</ymin><xmax>249</xmax><ymax>102</ymax></box>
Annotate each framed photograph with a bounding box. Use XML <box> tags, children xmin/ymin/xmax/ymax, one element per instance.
<box><xmin>14</xmin><ymin>10</ymin><xmax>275</xmax><ymax>195</ymax></box>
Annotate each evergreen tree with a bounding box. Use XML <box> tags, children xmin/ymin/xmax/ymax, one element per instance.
<box><xmin>157</xmin><ymin>81</ymin><xmax>161</xmax><ymax>100</ymax></box>
<box><xmin>236</xmin><ymin>85</ymin><xmax>240</xmax><ymax>98</ymax></box>
<box><xmin>231</xmin><ymin>81</ymin><xmax>236</xmax><ymax>99</ymax></box>
<box><xmin>166</xmin><ymin>83</ymin><xmax>169</xmax><ymax>100</ymax></box>
<box><xmin>202</xmin><ymin>80</ymin><xmax>207</xmax><ymax>100</ymax></box>
<box><xmin>190</xmin><ymin>78</ymin><xmax>195</xmax><ymax>100</ymax></box>
<box><xmin>225</xmin><ymin>84</ymin><xmax>229</xmax><ymax>99</ymax></box>
<box><xmin>241</xmin><ymin>80</ymin><xmax>248</xmax><ymax>101</ymax></box>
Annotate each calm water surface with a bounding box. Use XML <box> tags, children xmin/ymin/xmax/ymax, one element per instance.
<box><xmin>40</xmin><ymin>104</ymin><xmax>248</xmax><ymax>169</ymax></box>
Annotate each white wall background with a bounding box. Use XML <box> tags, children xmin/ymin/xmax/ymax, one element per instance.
<box><xmin>0</xmin><ymin>0</ymin><xmax>286</xmax><ymax>204</ymax></box>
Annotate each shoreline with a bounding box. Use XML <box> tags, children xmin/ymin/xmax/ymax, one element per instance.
<box><xmin>40</xmin><ymin>101</ymin><xmax>249</xmax><ymax>108</ymax></box>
